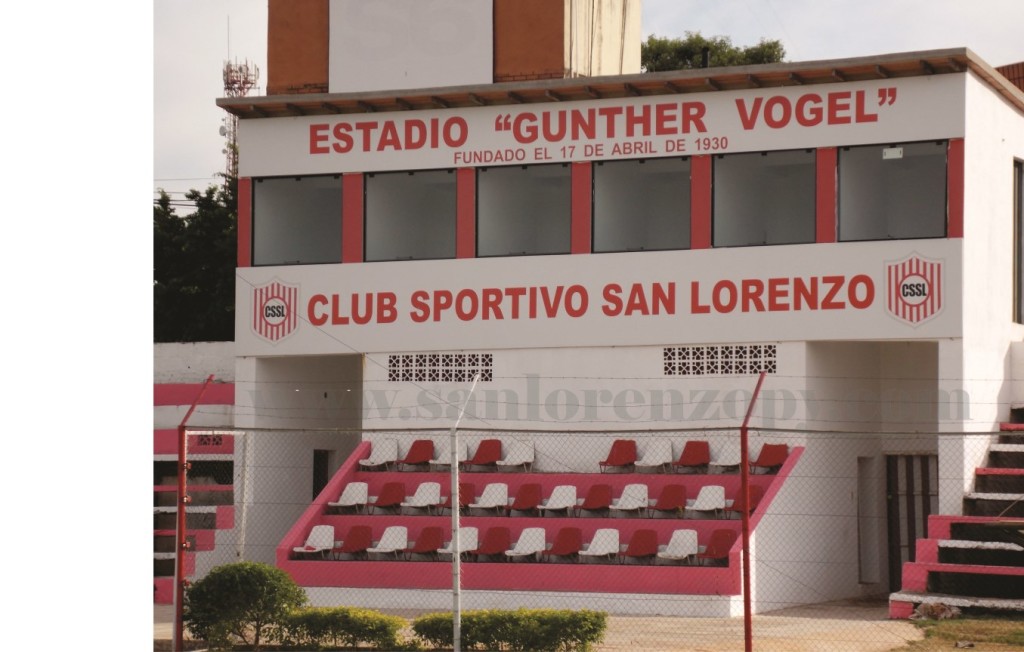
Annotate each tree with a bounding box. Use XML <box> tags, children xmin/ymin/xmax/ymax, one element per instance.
<box><xmin>183</xmin><ymin>561</ymin><xmax>307</xmax><ymax>649</ymax></box>
<box><xmin>641</xmin><ymin>32</ymin><xmax>785</xmax><ymax>72</ymax></box>
<box><xmin>153</xmin><ymin>176</ymin><xmax>237</xmax><ymax>343</ymax></box>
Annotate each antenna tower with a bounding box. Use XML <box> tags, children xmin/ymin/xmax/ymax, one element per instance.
<box><xmin>221</xmin><ymin>59</ymin><xmax>260</xmax><ymax>181</ymax></box>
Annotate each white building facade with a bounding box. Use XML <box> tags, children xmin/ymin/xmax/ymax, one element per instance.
<box><xmin>217</xmin><ymin>10</ymin><xmax>1024</xmax><ymax>614</ymax></box>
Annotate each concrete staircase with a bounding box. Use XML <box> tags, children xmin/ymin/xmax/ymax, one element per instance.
<box><xmin>889</xmin><ymin>426</ymin><xmax>1024</xmax><ymax>617</ymax></box>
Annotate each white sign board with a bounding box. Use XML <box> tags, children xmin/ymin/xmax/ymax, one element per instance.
<box><xmin>240</xmin><ymin>75</ymin><xmax>966</xmax><ymax>177</ymax></box>
<box><xmin>235</xmin><ymin>240</ymin><xmax>962</xmax><ymax>356</ymax></box>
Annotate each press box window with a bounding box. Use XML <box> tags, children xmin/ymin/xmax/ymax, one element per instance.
<box><xmin>477</xmin><ymin>163</ymin><xmax>571</xmax><ymax>256</ymax></box>
<box><xmin>593</xmin><ymin>158</ymin><xmax>691</xmax><ymax>253</ymax></box>
<box><xmin>253</xmin><ymin>175</ymin><xmax>342</xmax><ymax>265</ymax></box>
<box><xmin>713</xmin><ymin>149</ymin><xmax>815</xmax><ymax>247</ymax></box>
<box><xmin>839</xmin><ymin>141</ymin><xmax>948</xmax><ymax>241</ymax></box>
<box><xmin>365</xmin><ymin>169</ymin><xmax>456</xmax><ymax>261</ymax></box>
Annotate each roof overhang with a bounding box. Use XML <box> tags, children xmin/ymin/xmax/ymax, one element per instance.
<box><xmin>218</xmin><ymin>48</ymin><xmax>1024</xmax><ymax>119</ymax></box>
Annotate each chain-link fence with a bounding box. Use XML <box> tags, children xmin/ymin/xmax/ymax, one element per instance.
<box><xmin>156</xmin><ymin>424</ymin><xmax>1023</xmax><ymax>650</ymax></box>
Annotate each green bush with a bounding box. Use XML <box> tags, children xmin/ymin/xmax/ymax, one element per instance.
<box><xmin>183</xmin><ymin>561</ymin><xmax>307</xmax><ymax>650</ymax></box>
<box><xmin>411</xmin><ymin>608</ymin><xmax>607</xmax><ymax>651</ymax></box>
<box><xmin>275</xmin><ymin>606</ymin><xmax>407</xmax><ymax>649</ymax></box>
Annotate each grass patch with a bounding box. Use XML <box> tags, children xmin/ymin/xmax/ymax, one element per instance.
<box><xmin>901</xmin><ymin>615</ymin><xmax>1024</xmax><ymax>650</ymax></box>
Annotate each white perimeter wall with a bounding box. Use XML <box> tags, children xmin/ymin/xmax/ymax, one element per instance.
<box><xmin>153</xmin><ymin>341</ymin><xmax>235</xmax><ymax>431</ymax></box>
<box><xmin>154</xmin><ymin>341</ymin><xmax>235</xmax><ymax>384</ymax></box>
<box><xmin>942</xmin><ymin>72</ymin><xmax>1024</xmax><ymax>512</ymax></box>
<box><xmin>234</xmin><ymin>428</ymin><xmax>360</xmax><ymax>564</ymax></box>
<box><xmin>233</xmin><ymin>355</ymin><xmax>363</xmax><ymax>564</ymax></box>
<box><xmin>362</xmin><ymin>342</ymin><xmax>811</xmax><ymax>438</ymax></box>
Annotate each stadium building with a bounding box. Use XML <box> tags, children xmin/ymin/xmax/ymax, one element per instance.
<box><xmin>155</xmin><ymin>0</ymin><xmax>1024</xmax><ymax>618</ymax></box>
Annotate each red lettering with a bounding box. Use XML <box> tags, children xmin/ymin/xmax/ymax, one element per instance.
<box><xmin>443</xmin><ymin>117</ymin><xmax>468</xmax><ymax>147</ymax></box>
<box><xmin>625</xmin><ymin>283</ymin><xmax>650</xmax><ymax>316</ymax></box>
<box><xmin>821</xmin><ymin>276</ymin><xmax>846</xmax><ymax>309</ymax></box>
<box><xmin>854</xmin><ymin>90</ymin><xmax>878</xmax><ymax>123</ymax></box>
<box><xmin>848</xmin><ymin>274</ymin><xmax>874</xmax><ymax>308</ymax></box>
<box><xmin>542</xmin><ymin>111</ymin><xmax>567</xmax><ymax>142</ymax></box>
<box><xmin>713</xmin><ymin>281</ymin><xmax>738</xmax><ymax>313</ymax></box>
<box><xmin>540</xmin><ymin>286</ymin><xmax>564</xmax><ymax>318</ymax></box>
<box><xmin>310</xmin><ymin>124</ymin><xmax>330</xmax><ymax>154</ymax></box>
<box><xmin>768</xmin><ymin>278</ymin><xmax>790</xmax><ymax>311</ymax></box>
<box><xmin>429</xmin><ymin>118</ymin><xmax>439</xmax><ymax>148</ymax></box>
<box><xmin>682</xmin><ymin>102</ymin><xmax>707</xmax><ymax>133</ymax></box>
<box><xmin>795</xmin><ymin>94</ymin><xmax>823</xmax><ymax>127</ymax></box>
<box><xmin>651</xmin><ymin>282</ymin><xmax>675</xmax><ymax>315</ymax></box>
<box><xmin>602</xmin><ymin>284</ymin><xmax>623</xmax><ymax>316</ymax></box>
<box><xmin>565</xmin><ymin>285</ymin><xmax>588</xmax><ymax>317</ymax></box>
<box><xmin>351</xmin><ymin>293</ymin><xmax>373</xmax><ymax>325</ymax></box>
<box><xmin>690</xmin><ymin>281</ymin><xmax>710</xmax><ymax>314</ymax></box>
<box><xmin>377</xmin><ymin>122</ymin><xmax>402</xmax><ymax>151</ymax></box>
<box><xmin>571</xmin><ymin>109</ymin><xmax>596</xmax><ymax>140</ymax></box>
<box><xmin>597</xmin><ymin>106</ymin><xmax>623</xmax><ymax>138</ymax></box>
<box><xmin>625</xmin><ymin>105</ymin><xmax>651</xmax><ymax>137</ymax></box>
<box><xmin>512</xmin><ymin>113</ymin><xmax>538</xmax><ymax>144</ymax></box>
<box><xmin>410</xmin><ymin>290</ymin><xmax>430</xmax><ymax>323</ymax></box>
<box><xmin>455</xmin><ymin>289</ymin><xmax>478</xmax><ymax>321</ymax></box>
<box><xmin>655</xmin><ymin>103</ymin><xmax>676</xmax><ymax>135</ymax></box>
<box><xmin>377</xmin><ymin>292</ymin><xmax>397</xmax><ymax>324</ymax></box>
<box><xmin>794</xmin><ymin>277</ymin><xmax>817</xmax><ymax>310</ymax></box>
<box><xmin>736</xmin><ymin>97</ymin><xmax>762</xmax><ymax>130</ymax></box>
<box><xmin>330</xmin><ymin>295</ymin><xmax>348</xmax><ymax>325</ymax></box>
<box><xmin>331</xmin><ymin>123</ymin><xmax>353</xmax><ymax>153</ymax></box>
<box><xmin>827</xmin><ymin>92</ymin><xmax>852</xmax><ymax>125</ymax></box>
<box><xmin>405</xmin><ymin>120</ymin><xmax>426</xmax><ymax>149</ymax></box>
<box><xmin>354</xmin><ymin>121</ymin><xmax>378</xmax><ymax>151</ymax></box>
<box><xmin>742</xmin><ymin>279</ymin><xmax>766</xmax><ymax>312</ymax></box>
<box><xmin>481</xmin><ymin>288</ymin><xmax>503</xmax><ymax>319</ymax></box>
<box><xmin>308</xmin><ymin>294</ymin><xmax>328</xmax><ymax>326</ymax></box>
<box><xmin>505</xmin><ymin>287</ymin><xmax>526</xmax><ymax>319</ymax></box>
<box><xmin>432</xmin><ymin>290</ymin><xmax>453</xmax><ymax>321</ymax></box>
<box><xmin>764</xmin><ymin>96</ymin><xmax>791</xmax><ymax>129</ymax></box>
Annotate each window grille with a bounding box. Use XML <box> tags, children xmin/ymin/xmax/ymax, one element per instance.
<box><xmin>663</xmin><ymin>344</ymin><xmax>777</xmax><ymax>376</ymax></box>
<box><xmin>388</xmin><ymin>352</ymin><xmax>493</xmax><ymax>382</ymax></box>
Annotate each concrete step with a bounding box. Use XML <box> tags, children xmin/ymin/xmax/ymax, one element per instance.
<box><xmin>963</xmin><ymin>493</ymin><xmax>1024</xmax><ymax>517</ymax></box>
<box><xmin>939</xmin><ymin>539</ymin><xmax>1023</xmax><ymax>552</ymax></box>
<box><xmin>990</xmin><ymin>443</ymin><xmax>1024</xmax><ymax>453</ymax></box>
<box><xmin>936</xmin><ymin>539</ymin><xmax>1024</xmax><ymax>567</ymax></box>
<box><xmin>889</xmin><ymin>590</ymin><xmax>1024</xmax><ymax>618</ymax></box>
<box><xmin>988</xmin><ymin>445</ymin><xmax>1024</xmax><ymax>469</ymax></box>
<box><xmin>975</xmin><ymin>467</ymin><xmax>1024</xmax><ymax>493</ymax></box>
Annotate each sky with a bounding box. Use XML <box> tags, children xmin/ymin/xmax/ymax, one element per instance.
<box><xmin>153</xmin><ymin>0</ymin><xmax>1024</xmax><ymax>211</ymax></box>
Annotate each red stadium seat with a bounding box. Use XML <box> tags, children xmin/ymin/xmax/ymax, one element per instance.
<box><xmin>599</xmin><ymin>439</ymin><xmax>637</xmax><ymax>473</ymax></box>
<box><xmin>649</xmin><ymin>484</ymin><xmax>687</xmax><ymax>518</ymax></box>
<box><xmin>673</xmin><ymin>440</ymin><xmax>711</xmax><ymax>474</ymax></box>
<box><xmin>440</xmin><ymin>481</ymin><xmax>475</xmax><ymax>514</ymax></box>
<box><xmin>463</xmin><ymin>439</ymin><xmax>503</xmax><ymax>471</ymax></box>
<box><xmin>575</xmin><ymin>483</ymin><xmax>613</xmax><ymax>516</ymax></box>
<box><xmin>369</xmin><ymin>481</ymin><xmax>406</xmax><ymax>514</ymax></box>
<box><xmin>404</xmin><ymin>526</ymin><xmax>445</xmax><ymax>560</ymax></box>
<box><xmin>697</xmin><ymin>528</ymin><xmax>738</xmax><ymax>566</ymax></box>
<box><xmin>398</xmin><ymin>439</ymin><xmax>434</xmax><ymax>470</ymax></box>
<box><xmin>544</xmin><ymin>527</ymin><xmax>583</xmax><ymax>562</ymax></box>
<box><xmin>335</xmin><ymin>525</ymin><xmax>373</xmax><ymax>560</ymax></box>
<box><xmin>620</xmin><ymin>529</ymin><xmax>659</xmax><ymax>564</ymax></box>
<box><xmin>506</xmin><ymin>483</ymin><xmax>543</xmax><ymax>516</ymax></box>
<box><xmin>751</xmin><ymin>444</ymin><xmax>789</xmax><ymax>474</ymax></box>
<box><xmin>473</xmin><ymin>526</ymin><xmax>512</xmax><ymax>561</ymax></box>
<box><xmin>726</xmin><ymin>485</ymin><xmax>765</xmax><ymax>519</ymax></box>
